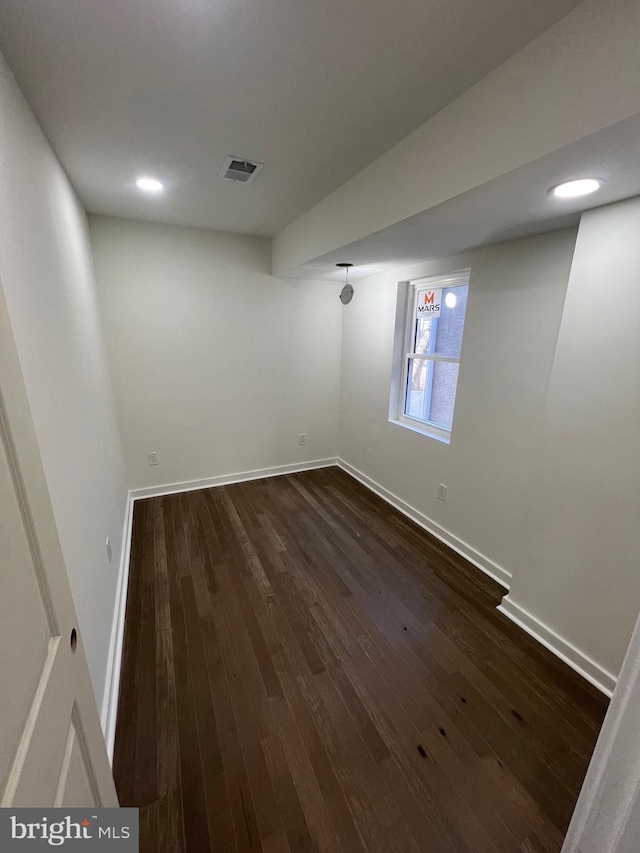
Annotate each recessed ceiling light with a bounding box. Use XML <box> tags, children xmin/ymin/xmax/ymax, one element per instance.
<box><xmin>551</xmin><ymin>178</ymin><xmax>602</xmax><ymax>199</ymax></box>
<box><xmin>135</xmin><ymin>177</ymin><xmax>164</xmax><ymax>193</ymax></box>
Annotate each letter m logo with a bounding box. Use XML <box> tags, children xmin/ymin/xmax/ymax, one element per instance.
<box><xmin>423</xmin><ymin>291</ymin><xmax>435</xmax><ymax>304</ymax></box>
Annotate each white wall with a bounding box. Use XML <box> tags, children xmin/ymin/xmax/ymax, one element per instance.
<box><xmin>507</xmin><ymin>196</ymin><xmax>640</xmax><ymax>680</ymax></box>
<box><xmin>339</xmin><ymin>228</ymin><xmax>577</xmax><ymax>586</ymax></box>
<box><xmin>89</xmin><ymin>216</ymin><xmax>341</xmax><ymax>490</ymax></box>
<box><xmin>0</xmin><ymin>56</ymin><xmax>128</xmax><ymax>707</ymax></box>
<box><xmin>562</xmin><ymin>609</ymin><xmax>640</xmax><ymax>852</ymax></box>
<box><xmin>340</xmin><ymin>199</ymin><xmax>640</xmax><ymax>687</ymax></box>
<box><xmin>274</xmin><ymin>0</ymin><xmax>640</xmax><ymax>275</ymax></box>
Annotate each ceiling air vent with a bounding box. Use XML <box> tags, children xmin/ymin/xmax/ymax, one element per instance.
<box><xmin>219</xmin><ymin>155</ymin><xmax>264</xmax><ymax>184</ymax></box>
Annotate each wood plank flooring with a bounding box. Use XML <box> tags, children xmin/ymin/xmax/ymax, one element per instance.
<box><xmin>113</xmin><ymin>466</ymin><xmax>607</xmax><ymax>853</ymax></box>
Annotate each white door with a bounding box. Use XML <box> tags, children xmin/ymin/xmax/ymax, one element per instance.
<box><xmin>0</xmin><ymin>285</ymin><xmax>118</xmax><ymax>808</ymax></box>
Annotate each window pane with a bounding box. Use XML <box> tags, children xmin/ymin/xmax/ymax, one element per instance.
<box><xmin>404</xmin><ymin>358</ymin><xmax>460</xmax><ymax>430</ymax></box>
<box><xmin>404</xmin><ymin>358</ymin><xmax>433</xmax><ymax>420</ymax></box>
<box><xmin>401</xmin><ymin>280</ymin><xmax>467</xmax><ymax>434</ymax></box>
<box><xmin>429</xmin><ymin>361</ymin><xmax>460</xmax><ymax>429</ymax></box>
<box><xmin>433</xmin><ymin>285</ymin><xmax>468</xmax><ymax>358</ymax></box>
<box><xmin>413</xmin><ymin>315</ymin><xmax>433</xmax><ymax>354</ymax></box>
<box><xmin>411</xmin><ymin>285</ymin><xmax>468</xmax><ymax>357</ymax></box>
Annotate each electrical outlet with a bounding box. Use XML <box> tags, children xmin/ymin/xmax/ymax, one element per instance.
<box><xmin>438</xmin><ymin>484</ymin><xmax>448</xmax><ymax>502</ymax></box>
<box><xmin>106</xmin><ymin>537</ymin><xmax>112</xmax><ymax>562</ymax></box>
<box><xmin>148</xmin><ymin>451</ymin><xmax>159</xmax><ymax>466</ymax></box>
<box><xmin>298</xmin><ymin>434</ymin><xmax>306</xmax><ymax>446</ymax></box>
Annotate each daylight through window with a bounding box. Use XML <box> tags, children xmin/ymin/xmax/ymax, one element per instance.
<box><xmin>398</xmin><ymin>272</ymin><xmax>469</xmax><ymax>438</ymax></box>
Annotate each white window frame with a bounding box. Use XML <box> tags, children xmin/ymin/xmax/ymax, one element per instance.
<box><xmin>389</xmin><ymin>269</ymin><xmax>470</xmax><ymax>443</ymax></box>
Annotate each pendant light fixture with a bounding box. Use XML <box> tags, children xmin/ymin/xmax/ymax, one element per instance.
<box><xmin>337</xmin><ymin>263</ymin><xmax>354</xmax><ymax>304</ymax></box>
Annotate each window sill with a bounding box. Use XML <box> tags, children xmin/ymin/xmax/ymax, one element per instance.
<box><xmin>389</xmin><ymin>417</ymin><xmax>451</xmax><ymax>445</ymax></box>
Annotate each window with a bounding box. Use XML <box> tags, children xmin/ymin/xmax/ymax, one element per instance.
<box><xmin>391</xmin><ymin>271</ymin><xmax>469</xmax><ymax>442</ymax></box>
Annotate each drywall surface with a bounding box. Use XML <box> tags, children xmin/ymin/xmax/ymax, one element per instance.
<box><xmin>89</xmin><ymin>216</ymin><xmax>341</xmax><ymax>489</ymax></box>
<box><xmin>563</xmin><ymin>610</ymin><xmax>640</xmax><ymax>853</ymax></box>
<box><xmin>0</xmin><ymin>56</ymin><xmax>128</xmax><ymax>706</ymax></box>
<box><xmin>339</xmin><ymin>228</ymin><xmax>577</xmax><ymax>583</ymax></box>
<box><xmin>274</xmin><ymin>0</ymin><xmax>640</xmax><ymax>274</ymax></box>
<box><xmin>508</xmin><ymin>197</ymin><xmax>640</xmax><ymax>678</ymax></box>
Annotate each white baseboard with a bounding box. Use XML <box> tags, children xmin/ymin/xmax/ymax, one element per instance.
<box><xmin>102</xmin><ymin>456</ymin><xmax>613</xmax><ymax>761</ymax></box>
<box><xmin>129</xmin><ymin>457</ymin><xmax>339</xmax><ymax>501</ymax></box>
<box><xmin>336</xmin><ymin>458</ymin><xmax>511</xmax><ymax>589</ymax></box>
<box><xmin>336</xmin><ymin>459</ymin><xmax>617</xmax><ymax>696</ymax></box>
<box><xmin>498</xmin><ymin>595</ymin><xmax>616</xmax><ymax>697</ymax></box>
<box><xmin>100</xmin><ymin>491</ymin><xmax>135</xmax><ymax>763</ymax></box>
<box><xmin>100</xmin><ymin>457</ymin><xmax>338</xmax><ymax>760</ymax></box>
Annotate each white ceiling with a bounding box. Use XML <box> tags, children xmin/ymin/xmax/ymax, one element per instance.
<box><xmin>303</xmin><ymin>114</ymin><xmax>640</xmax><ymax>280</ymax></box>
<box><xmin>0</xmin><ymin>0</ymin><xmax>581</xmax><ymax>236</ymax></box>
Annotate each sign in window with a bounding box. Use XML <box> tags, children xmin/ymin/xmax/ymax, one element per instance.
<box><xmin>393</xmin><ymin>271</ymin><xmax>469</xmax><ymax>439</ymax></box>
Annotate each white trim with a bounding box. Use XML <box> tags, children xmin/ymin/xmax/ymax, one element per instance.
<box><xmin>497</xmin><ymin>595</ymin><xmax>616</xmax><ymax>697</ymax></box>
<box><xmin>101</xmin><ymin>456</ymin><xmax>615</xmax><ymax>762</ymax></box>
<box><xmin>390</xmin><ymin>270</ymin><xmax>469</xmax><ymax>443</ymax></box>
<box><xmin>100</xmin><ymin>491</ymin><xmax>135</xmax><ymax>762</ymax></box>
<box><xmin>99</xmin><ymin>457</ymin><xmax>338</xmax><ymax>761</ymax></box>
<box><xmin>410</xmin><ymin>270</ymin><xmax>471</xmax><ymax>288</ymax></box>
<box><xmin>391</xmin><ymin>414</ymin><xmax>451</xmax><ymax>444</ymax></box>
<box><xmin>337</xmin><ymin>459</ymin><xmax>617</xmax><ymax>696</ymax></box>
<box><xmin>129</xmin><ymin>458</ymin><xmax>338</xmax><ymax>501</ymax></box>
<box><xmin>561</xmin><ymin>610</ymin><xmax>640</xmax><ymax>851</ymax></box>
<box><xmin>404</xmin><ymin>353</ymin><xmax>461</xmax><ymax>363</ymax></box>
<box><xmin>336</xmin><ymin>458</ymin><xmax>511</xmax><ymax>589</ymax></box>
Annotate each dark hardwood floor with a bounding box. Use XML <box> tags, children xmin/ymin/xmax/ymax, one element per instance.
<box><xmin>113</xmin><ymin>466</ymin><xmax>607</xmax><ymax>853</ymax></box>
